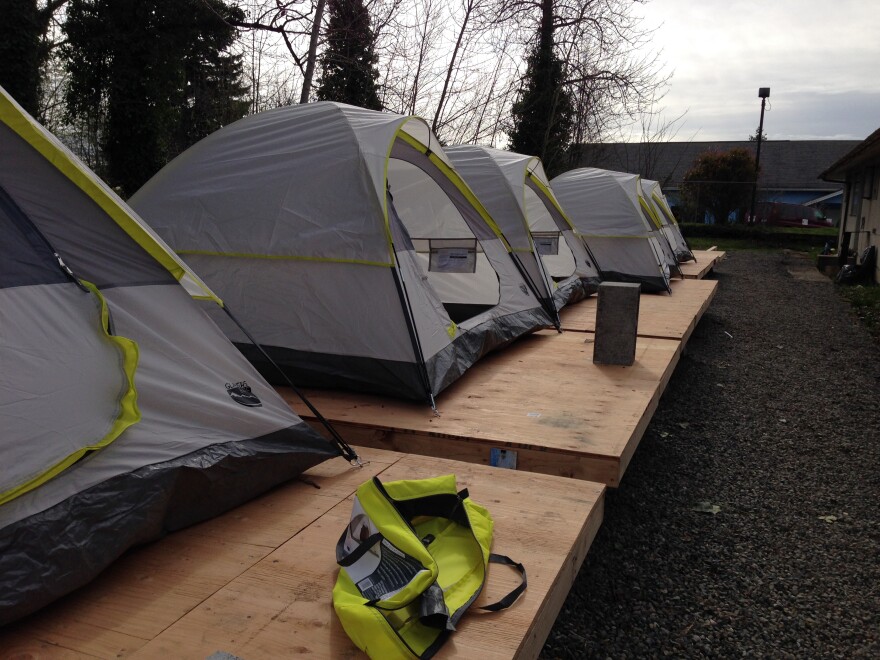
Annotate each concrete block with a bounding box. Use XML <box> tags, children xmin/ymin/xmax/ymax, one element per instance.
<box><xmin>593</xmin><ymin>282</ymin><xmax>640</xmax><ymax>366</ymax></box>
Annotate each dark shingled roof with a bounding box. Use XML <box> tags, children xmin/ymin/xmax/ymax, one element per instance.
<box><xmin>575</xmin><ymin>140</ymin><xmax>861</xmax><ymax>191</ymax></box>
<box><xmin>821</xmin><ymin>127</ymin><xmax>880</xmax><ymax>181</ymax></box>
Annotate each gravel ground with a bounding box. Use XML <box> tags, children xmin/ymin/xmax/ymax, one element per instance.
<box><xmin>542</xmin><ymin>250</ymin><xmax>880</xmax><ymax>658</ymax></box>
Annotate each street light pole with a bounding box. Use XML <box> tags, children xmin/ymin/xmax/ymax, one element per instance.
<box><xmin>749</xmin><ymin>87</ymin><xmax>770</xmax><ymax>224</ymax></box>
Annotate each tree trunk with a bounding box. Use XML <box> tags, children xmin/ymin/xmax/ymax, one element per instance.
<box><xmin>300</xmin><ymin>0</ymin><xmax>327</xmax><ymax>103</ymax></box>
<box><xmin>432</xmin><ymin>0</ymin><xmax>472</xmax><ymax>134</ymax></box>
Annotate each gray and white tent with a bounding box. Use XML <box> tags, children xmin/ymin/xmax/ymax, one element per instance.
<box><xmin>0</xmin><ymin>87</ymin><xmax>341</xmax><ymax>624</ymax></box>
<box><xmin>133</xmin><ymin>102</ymin><xmax>553</xmax><ymax>405</ymax></box>
<box><xmin>603</xmin><ymin>170</ymin><xmax>681</xmax><ymax>277</ymax></box>
<box><xmin>552</xmin><ymin>167</ymin><xmax>674</xmax><ymax>293</ymax></box>
<box><xmin>641</xmin><ymin>178</ymin><xmax>695</xmax><ymax>262</ymax></box>
<box><xmin>446</xmin><ymin>145</ymin><xmax>602</xmax><ymax>310</ymax></box>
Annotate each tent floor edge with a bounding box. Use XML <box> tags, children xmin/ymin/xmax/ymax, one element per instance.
<box><xmin>0</xmin><ymin>425</ymin><xmax>335</xmax><ymax>627</ymax></box>
<box><xmin>234</xmin><ymin>342</ymin><xmax>430</xmax><ymax>402</ymax></box>
<box><xmin>427</xmin><ymin>305</ymin><xmax>553</xmax><ymax>397</ymax></box>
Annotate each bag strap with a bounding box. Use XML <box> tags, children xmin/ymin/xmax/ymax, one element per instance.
<box><xmin>376</xmin><ymin>478</ymin><xmax>471</xmax><ymax>529</ymax></box>
<box><xmin>477</xmin><ymin>554</ymin><xmax>527</xmax><ymax>612</ymax></box>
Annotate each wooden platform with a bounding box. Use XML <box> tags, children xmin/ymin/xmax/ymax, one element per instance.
<box><xmin>679</xmin><ymin>250</ymin><xmax>726</xmax><ymax>279</ymax></box>
<box><xmin>283</xmin><ymin>331</ymin><xmax>681</xmax><ymax>487</ymax></box>
<box><xmin>559</xmin><ymin>278</ymin><xmax>718</xmax><ymax>343</ymax></box>
<box><xmin>1</xmin><ymin>448</ymin><xmax>605</xmax><ymax>660</ymax></box>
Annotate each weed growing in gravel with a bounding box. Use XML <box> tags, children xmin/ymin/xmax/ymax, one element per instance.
<box><xmin>838</xmin><ymin>284</ymin><xmax>880</xmax><ymax>342</ymax></box>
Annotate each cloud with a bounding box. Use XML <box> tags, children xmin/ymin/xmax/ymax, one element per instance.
<box><xmin>632</xmin><ymin>0</ymin><xmax>880</xmax><ymax>141</ymax></box>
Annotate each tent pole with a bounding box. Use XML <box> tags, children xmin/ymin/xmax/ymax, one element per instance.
<box><xmin>390</xmin><ymin>262</ymin><xmax>439</xmax><ymax>413</ymax></box>
<box><xmin>221</xmin><ymin>306</ymin><xmax>362</xmax><ymax>465</ymax></box>
<box><xmin>386</xmin><ymin>194</ymin><xmax>441</xmax><ymax>412</ymax></box>
<box><xmin>510</xmin><ymin>251</ymin><xmax>561</xmax><ymax>332</ymax></box>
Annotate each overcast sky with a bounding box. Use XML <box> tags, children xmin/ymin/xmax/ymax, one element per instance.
<box><xmin>632</xmin><ymin>0</ymin><xmax>880</xmax><ymax>142</ymax></box>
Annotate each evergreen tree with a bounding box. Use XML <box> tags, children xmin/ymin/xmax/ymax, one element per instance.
<box><xmin>315</xmin><ymin>0</ymin><xmax>382</xmax><ymax>110</ymax></box>
<box><xmin>0</xmin><ymin>0</ymin><xmax>44</xmax><ymax>116</ymax></box>
<box><xmin>174</xmin><ymin>10</ymin><xmax>251</xmax><ymax>156</ymax></box>
<box><xmin>507</xmin><ymin>0</ymin><xmax>574</xmax><ymax>176</ymax></box>
<box><xmin>63</xmin><ymin>0</ymin><xmax>249</xmax><ymax>196</ymax></box>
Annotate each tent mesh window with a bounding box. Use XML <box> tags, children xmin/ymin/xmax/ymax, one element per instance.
<box><xmin>532</xmin><ymin>231</ymin><xmax>560</xmax><ymax>256</ymax></box>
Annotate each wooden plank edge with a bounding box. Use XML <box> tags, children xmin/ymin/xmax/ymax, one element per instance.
<box><xmin>513</xmin><ymin>490</ymin><xmax>605</xmax><ymax>659</ymax></box>
<box><xmin>615</xmin><ymin>339</ymin><xmax>683</xmax><ymax>482</ymax></box>
<box><xmin>675</xmin><ymin>278</ymin><xmax>719</xmax><ymax>345</ymax></box>
<box><xmin>0</xmin><ymin>451</ymin><xmax>408</xmax><ymax>658</ymax></box>
<box><xmin>307</xmin><ymin>423</ymin><xmax>623</xmax><ymax>487</ymax></box>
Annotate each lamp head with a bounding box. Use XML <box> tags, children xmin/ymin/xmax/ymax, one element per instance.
<box><xmin>758</xmin><ymin>87</ymin><xmax>770</xmax><ymax>98</ymax></box>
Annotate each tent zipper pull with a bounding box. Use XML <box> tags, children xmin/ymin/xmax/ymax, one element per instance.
<box><xmin>54</xmin><ymin>252</ymin><xmax>88</xmax><ymax>292</ymax></box>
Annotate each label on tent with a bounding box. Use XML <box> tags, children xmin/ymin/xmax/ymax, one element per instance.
<box><xmin>430</xmin><ymin>247</ymin><xmax>476</xmax><ymax>273</ymax></box>
<box><xmin>533</xmin><ymin>232</ymin><xmax>560</xmax><ymax>256</ymax></box>
<box><xmin>490</xmin><ymin>448</ymin><xmax>518</xmax><ymax>469</ymax></box>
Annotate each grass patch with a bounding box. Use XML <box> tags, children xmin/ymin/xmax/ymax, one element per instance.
<box><xmin>772</xmin><ymin>226</ymin><xmax>838</xmax><ymax>236</ymax></box>
<box><xmin>686</xmin><ymin>234</ymin><xmax>827</xmax><ymax>260</ymax></box>
<box><xmin>838</xmin><ymin>284</ymin><xmax>880</xmax><ymax>342</ymax></box>
<box><xmin>686</xmin><ymin>236</ymin><xmax>773</xmax><ymax>252</ymax></box>
<box><xmin>680</xmin><ymin>223</ymin><xmax>837</xmax><ymax>251</ymax></box>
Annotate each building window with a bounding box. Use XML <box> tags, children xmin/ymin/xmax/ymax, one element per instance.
<box><xmin>849</xmin><ymin>175</ymin><xmax>863</xmax><ymax>218</ymax></box>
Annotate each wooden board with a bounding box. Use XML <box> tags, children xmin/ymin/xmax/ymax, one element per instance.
<box><xmin>0</xmin><ymin>451</ymin><xmax>395</xmax><ymax>658</ymax></box>
<box><xmin>679</xmin><ymin>250</ymin><xmax>726</xmax><ymax>279</ymax></box>
<box><xmin>559</xmin><ymin>278</ymin><xmax>718</xmax><ymax>343</ymax></box>
<box><xmin>2</xmin><ymin>449</ymin><xmax>605</xmax><ymax>660</ymax></box>
<box><xmin>282</xmin><ymin>332</ymin><xmax>681</xmax><ymax>487</ymax></box>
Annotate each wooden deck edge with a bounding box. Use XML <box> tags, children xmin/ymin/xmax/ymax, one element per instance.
<box><xmin>304</xmin><ymin>339</ymin><xmax>685</xmax><ymax>490</ymax></box>
<box><xmin>308</xmin><ymin>422</ymin><xmax>623</xmax><ymax>486</ymax></box>
<box><xmin>679</xmin><ymin>279</ymin><xmax>718</xmax><ymax>344</ymax></box>
<box><xmin>683</xmin><ymin>251</ymin><xmax>725</xmax><ymax>279</ymax></box>
<box><xmin>682</xmin><ymin>265</ymin><xmax>712</xmax><ymax>279</ymax></box>
<box><xmin>514</xmin><ymin>490</ymin><xmax>605</xmax><ymax>659</ymax></box>
<box><xmin>616</xmin><ymin>339</ymin><xmax>683</xmax><ymax>481</ymax></box>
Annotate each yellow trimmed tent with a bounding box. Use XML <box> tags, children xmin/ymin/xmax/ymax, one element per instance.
<box><xmin>0</xmin><ymin>86</ymin><xmax>339</xmax><ymax>624</ymax></box>
<box><xmin>552</xmin><ymin>167</ymin><xmax>675</xmax><ymax>293</ymax></box>
<box><xmin>641</xmin><ymin>178</ymin><xmax>696</xmax><ymax>262</ymax></box>
<box><xmin>446</xmin><ymin>145</ymin><xmax>602</xmax><ymax>310</ymax></box>
<box><xmin>132</xmin><ymin>102</ymin><xmax>553</xmax><ymax>404</ymax></box>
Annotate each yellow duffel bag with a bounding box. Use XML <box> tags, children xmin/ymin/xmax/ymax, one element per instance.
<box><xmin>333</xmin><ymin>474</ymin><xmax>526</xmax><ymax>659</ymax></box>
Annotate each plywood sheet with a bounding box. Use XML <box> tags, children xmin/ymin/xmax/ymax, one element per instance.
<box><xmin>283</xmin><ymin>332</ymin><xmax>681</xmax><ymax>486</ymax></box>
<box><xmin>0</xmin><ymin>451</ymin><xmax>397</xmax><ymax>658</ymax></box>
<box><xmin>129</xmin><ymin>454</ymin><xmax>604</xmax><ymax>660</ymax></box>
<box><xmin>2</xmin><ymin>451</ymin><xmax>605</xmax><ymax>660</ymax></box>
<box><xmin>680</xmin><ymin>250</ymin><xmax>726</xmax><ymax>279</ymax></box>
<box><xmin>559</xmin><ymin>278</ymin><xmax>718</xmax><ymax>343</ymax></box>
